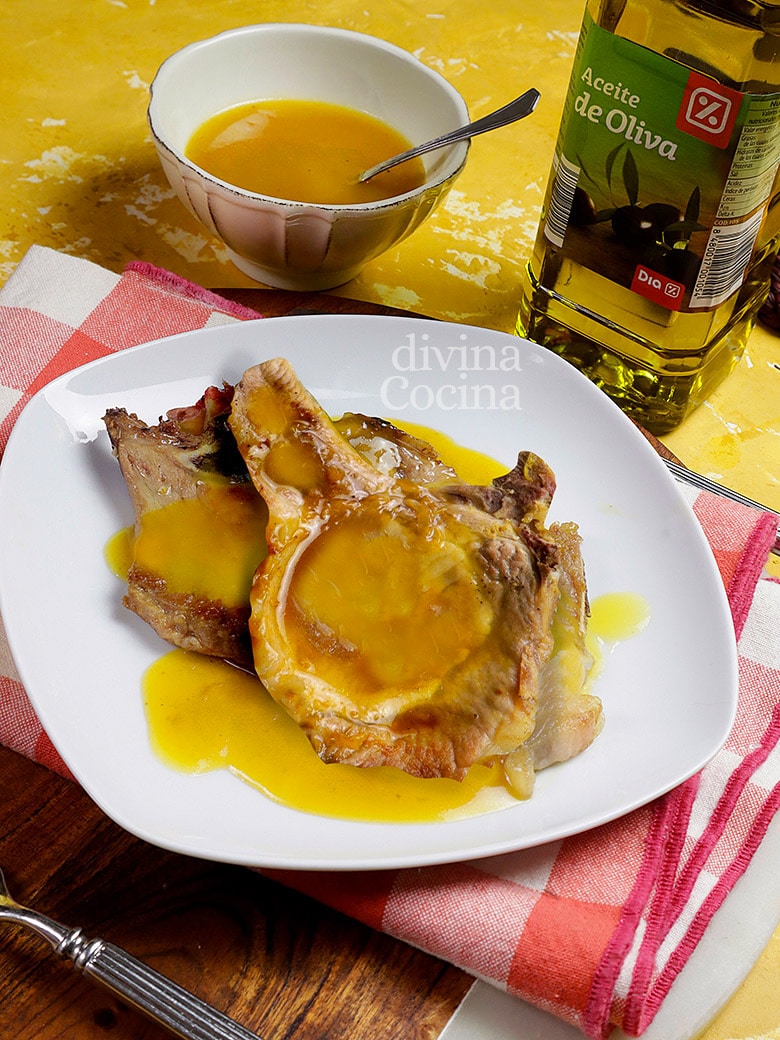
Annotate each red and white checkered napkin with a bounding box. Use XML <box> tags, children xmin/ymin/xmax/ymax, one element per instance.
<box><xmin>2</xmin><ymin>246</ymin><xmax>779</xmax><ymax>1038</ymax></box>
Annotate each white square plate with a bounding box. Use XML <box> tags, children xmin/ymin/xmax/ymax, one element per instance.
<box><xmin>0</xmin><ymin>315</ymin><xmax>737</xmax><ymax>870</ymax></box>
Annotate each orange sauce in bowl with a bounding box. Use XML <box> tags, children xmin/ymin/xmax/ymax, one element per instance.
<box><xmin>185</xmin><ymin>99</ymin><xmax>427</xmax><ymax>205</ymax></box>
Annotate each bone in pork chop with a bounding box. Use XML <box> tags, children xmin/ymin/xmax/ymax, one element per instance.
<box><xmin>104</xmin><ymin>390</ymin><xmax>452</xmax><ymax>670</ymax></box>
<box><xmin>228</xmin><ymin>357</ymin><xmax>602</xmax><ymax>789</ymax></box>
<box><xmin>104</xmin><ymin>386</ymin><xmax>263</xmax><ymax>669</ymax></box>
<box><xmin>106</xmin><ymin>361</ymin><xmax>602</xmax><ymax>795</ymax></box>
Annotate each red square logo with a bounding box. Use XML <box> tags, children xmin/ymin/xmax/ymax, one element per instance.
<box><xmin>676</xmin><ymin>71</ymin><xmax>742</xmax><ymax>148</ymax></box>
<box><xmin>631</xmin><ymin>265</ymin><xmax>686</xmax><ymax>310</ymax></box>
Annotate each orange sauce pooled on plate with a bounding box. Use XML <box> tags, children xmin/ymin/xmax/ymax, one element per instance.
<box><xmin>107</xmin><ymin>422</ymin><xmax>648</xmax><ymax>823</ymax></box>
<box><xmin>143</xmin><ymin>651</ymin><xmax>503</xmax><ymax>823</ymax></box>
<box><xmin>185</xmin><ymin>99</ymin><xmax>427</xmax><ymax>205</ymax></box>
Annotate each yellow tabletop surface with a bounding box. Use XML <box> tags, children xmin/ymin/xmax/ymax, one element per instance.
<box><xmin>1</xmin><ymin>2</ymin><xmax>778</xmax><ymax>1037</ymax></box>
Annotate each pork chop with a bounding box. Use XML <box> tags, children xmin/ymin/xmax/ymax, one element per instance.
<box><xmin>228</xmin><ymin>357</ymin><xmax>601</xmax><ymax>786</ymax></box>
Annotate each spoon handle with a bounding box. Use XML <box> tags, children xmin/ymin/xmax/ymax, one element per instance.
<box><xmin>359</xmin><ymin>86</ymin><xmax>541</xmax><ymax>182</ymax></box>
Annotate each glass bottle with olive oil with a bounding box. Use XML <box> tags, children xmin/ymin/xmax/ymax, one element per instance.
<box><xmin>517</xmin><ymin>0</ymin><xmax>780</xmax><ymax>433</ymax></box>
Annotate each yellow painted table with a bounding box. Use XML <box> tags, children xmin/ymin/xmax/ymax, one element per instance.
<box><xmin>1</xmin><ymin>2</ymin><xmax>778</xmax><ymax>1038</ymax></box>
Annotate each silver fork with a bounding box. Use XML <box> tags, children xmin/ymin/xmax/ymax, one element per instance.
<box><xmin>665</xmin><ymin>458</ymin><xmax>780</xmax><ymax>556</ymax></box>
<box><xmin>0</xmin><ymin>866</ymin><xmax>261</xmax><ymax>1040</ymax></box>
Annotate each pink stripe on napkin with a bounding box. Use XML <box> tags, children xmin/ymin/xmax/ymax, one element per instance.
<box><xmin>124</xmin><ymin>261</ymin><xmax>263</xmax><ymax>320</ymax></box>
<box><xmin>692</xmin><ymin>491</ymin><xmax>778</xmax><ymax>638</ymax></box>
<box><xmin>1</xmin><ymin>246</ymin><xmax>779</xmax><ymax>1039</ymax></box>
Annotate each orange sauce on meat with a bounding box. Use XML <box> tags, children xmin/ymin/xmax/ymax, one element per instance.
<box><xmin>185</xmin><ymin>99</ymin><xmax>427</xmax><ymax>205</ymax></box>
<box><xmin>107</xmin><ymin>422</ymin><xmax>649</xmax><ymax>823</ymax></box>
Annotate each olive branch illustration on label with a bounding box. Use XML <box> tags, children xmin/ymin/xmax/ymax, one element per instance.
<box><xmin>572</xmin><ymin>142</ymin><xmax>707</xmax><ymax>285</ymax></box>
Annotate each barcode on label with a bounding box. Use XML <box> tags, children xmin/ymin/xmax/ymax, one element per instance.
<box><xmin>690</xmin><ymin>209</ymin><xmax>764</xmax><ymax>308</ymax></box>
<box><xmin>543</xmin><ymin>154</ymin><xmax>580</xmax><ymax>247</ymax></box>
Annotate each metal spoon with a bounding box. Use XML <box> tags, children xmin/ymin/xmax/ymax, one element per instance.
<box><xmin>358</xmin><ymin>86</ymin><xmax>541</xmax><ymax>183</ymax></box>
<box><xmin>0</xmin><ymin>866</ymin><xmax>260</xmax><ymax>1040</ymax></box>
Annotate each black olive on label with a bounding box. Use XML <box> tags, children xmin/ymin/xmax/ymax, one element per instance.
<box><xmin>612</xmin><ymin>205</ymin><xmax>656</xmax><ymax>245</ymax></box>
<box><xmin>663</xmin><ymin>247</ymin><xmax>700</xmax><ymax>285</ymax></box>
<box><xmin>641</xmin><ymin>243</ymin><xmax>701</xmax><ymax>288</ymax></box>
<box><xmin>642</xmin><ymin>202</ymin><xmax>683</xmax><ymax>230</ymax></box>
<box><xmin>571</xmin><ymin>186</ymin><xmax>598</xmax><ymax>226</ymax></box>
<box><xmin>642</xmin><ymin>243</ymin><xmax>669</xmax><ymax>272</ymax></box>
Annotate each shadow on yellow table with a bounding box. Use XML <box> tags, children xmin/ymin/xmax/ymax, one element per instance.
<box><xmin>1</xmin><ymin>1</ymin><xmax>778</xmax><ymax>1036</ymax></box>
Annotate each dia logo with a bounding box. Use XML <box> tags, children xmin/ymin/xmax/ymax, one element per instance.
<box><xmin>631</xmin><ymin>265</ymin><xmax>686</xmax><ymax>311</ymax></box>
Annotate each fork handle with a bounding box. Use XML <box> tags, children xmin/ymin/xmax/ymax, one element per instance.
<box><xmin>63</xmin><ymin>931</ymin><xmax>260</xmax><ymax>1040</ymax></box>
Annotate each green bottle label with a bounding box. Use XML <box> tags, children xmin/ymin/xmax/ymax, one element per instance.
<box><xmin>543</xmin><ymin>12</ymin><xmax>780</xmax><ymax>313</ymax></box>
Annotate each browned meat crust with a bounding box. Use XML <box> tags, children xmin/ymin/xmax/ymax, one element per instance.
<box><xmin>104</xmin><ymin>386</ymin><xmax>257</xmax><ymax>668</ymax></box>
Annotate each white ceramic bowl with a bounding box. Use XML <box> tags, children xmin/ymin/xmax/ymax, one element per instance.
<box><xmin>148</xmin><ymin>24</ymin><xmax>470</xmax><ymax>291</ymax></box>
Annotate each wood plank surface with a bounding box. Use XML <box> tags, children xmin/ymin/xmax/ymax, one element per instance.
<box><xmin>0</xmin><ymin>748</ymin><xmax>471</xmax><ymax>1040</ymax></box>
<box><xmin>216</xmin><ymin>286</ymin><xmax>417</xmax><ymax>319</ymax></box>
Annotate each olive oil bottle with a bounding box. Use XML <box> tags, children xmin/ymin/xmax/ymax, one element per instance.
<box><xmin>517</xmin><ymin>0</ymin><xmax>780</xmax><ymax>433</ymax></box>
